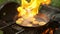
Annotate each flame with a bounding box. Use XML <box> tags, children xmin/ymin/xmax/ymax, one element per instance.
<box><xmin>42</xmin><ymin>28</ymin><xmax>54</xmax><ymax>34</ymax></box>
<box><xmin>16</xmin><ymin>0</ymin><xmax>51</xmax><ymax>27</ymax></box>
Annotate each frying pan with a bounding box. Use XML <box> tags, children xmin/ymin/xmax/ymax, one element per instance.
<box><xmin>0</xmin><ymin>2</ymin><xmax>60</xmax><ymax>28</ymax></box>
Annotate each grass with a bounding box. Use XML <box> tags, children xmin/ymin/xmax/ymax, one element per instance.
<box><xmin>0</xmin><ymin>30</ymin><xmax>3</xmax><ymax>34</ymax></box>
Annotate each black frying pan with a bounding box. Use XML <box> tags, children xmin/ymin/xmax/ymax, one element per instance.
<box><xmin>0</xmin><ymin>2</ymin><xmax>60</xmax><ymax>28</ymax></box>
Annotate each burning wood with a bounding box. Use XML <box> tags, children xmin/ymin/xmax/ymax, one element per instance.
<box><xmin>16</xmin><ymin>0</ymin><xmax>51</xmax><ymax>27</ymax></box>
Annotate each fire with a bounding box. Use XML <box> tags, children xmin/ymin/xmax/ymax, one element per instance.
<box><xmin>16</xmin><ymin>0</ymin><xmax>51</xmax><ymax>27</ymax></box>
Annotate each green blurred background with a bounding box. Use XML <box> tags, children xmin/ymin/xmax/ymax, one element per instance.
<box><xmin>0</xmin><ymin>0</ymin><xmax>60</xmax><ymax>34</ymax></box>
<box><xmin>0</xmin><ymin>0</ymin><xmax>60</xmax><ymax>8</ymax></box>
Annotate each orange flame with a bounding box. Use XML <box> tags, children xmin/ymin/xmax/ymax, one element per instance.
<box><xmin>17</xmin><ymin>0</ymin><xmax>51</xmax><ymax>18</ymax></box>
